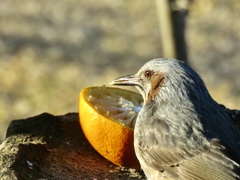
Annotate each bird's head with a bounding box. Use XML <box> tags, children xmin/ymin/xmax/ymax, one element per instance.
<box><xmin>111</xmin><ymin>58</ymin><xmax>209</xmax><ymax>105</ymax></box>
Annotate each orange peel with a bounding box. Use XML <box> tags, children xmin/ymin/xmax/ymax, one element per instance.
<box><xmin>79</xmin><ymin>86</ymin><xmax>143</xmax><ymax>169</ymax></box>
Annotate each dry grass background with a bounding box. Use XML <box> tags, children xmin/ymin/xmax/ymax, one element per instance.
<box><xmin>0</xmin><ymin>0</ymin><xmax>240</xmax><ymax>142</ymax></box>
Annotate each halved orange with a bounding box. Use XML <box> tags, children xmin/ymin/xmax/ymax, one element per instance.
<box><xmin>79</xmin><ymin>86</ymin><xmax>143</xmax><ymax>169</ymax></box>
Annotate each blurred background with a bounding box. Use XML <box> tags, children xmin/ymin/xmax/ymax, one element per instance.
<box><xmin>0</xmin><ymin>0</ymin><xmax>240</xmax><ymax>142</ymax></box>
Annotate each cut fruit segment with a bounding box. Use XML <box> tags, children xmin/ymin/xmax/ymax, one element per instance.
<box><xmin>87</xmin><ymin>87</ymin><xmax>142</xmax><ymax>128</ymax></box>
<box><xmin>79</xmin><ymin>86</ymin><xmax>143</xmax><ymax>169</ymax></box>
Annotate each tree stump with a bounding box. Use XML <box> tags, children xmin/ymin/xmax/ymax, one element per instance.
<box><xmin>0</xmin><ymin>113</ymin><xmax>145</xmax><ymax>179</ymax></box>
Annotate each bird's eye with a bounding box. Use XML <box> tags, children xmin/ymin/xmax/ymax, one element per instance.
<box><xmin>144</xmin><ymin>70</ymin><xmax>153</xmax><ymax>79</ymax></box>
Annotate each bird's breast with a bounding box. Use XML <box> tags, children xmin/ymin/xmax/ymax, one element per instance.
<box><xmin>134</xmin><ymin>103</ymin><xmax>208</xmax><ymax>153</ymax></box>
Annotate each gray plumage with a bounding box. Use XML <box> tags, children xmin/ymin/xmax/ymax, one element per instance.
<box><xmin>111</xmin><ymin>58</ymin><xmax>240</xmax><ymax>180</ymax></box>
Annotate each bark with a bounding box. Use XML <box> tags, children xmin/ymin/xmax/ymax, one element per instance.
<box><xmin>0</xmin><ymin>113</ymin><xmax>145</xmax><ymax>180</ymax></box>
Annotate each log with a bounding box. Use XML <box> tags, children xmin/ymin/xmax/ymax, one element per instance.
<box><xmin>0</xmin><ymin>113</ymin><xmax>145</xmax><ymax>179</ymax></box>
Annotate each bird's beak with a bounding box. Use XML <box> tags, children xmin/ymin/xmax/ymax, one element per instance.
<box><xmin>110</xmin><ymin>74</ymin><xmax>141</xmax><ymax>86</ymax></box>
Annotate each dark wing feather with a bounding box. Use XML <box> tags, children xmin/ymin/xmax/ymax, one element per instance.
<box><xmin>220</xmin><ymin>104</ymin><xmax>240</xmax><ymax>130</ymax></box>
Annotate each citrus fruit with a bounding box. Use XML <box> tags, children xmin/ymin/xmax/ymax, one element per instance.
<box><xmin>79</xmin><ymin>86</ymin><xmax>143</xmax><ymax>169</ymax></box>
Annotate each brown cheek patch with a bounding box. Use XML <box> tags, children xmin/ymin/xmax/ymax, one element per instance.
<box><xmin>146</xmin><ymin>73</ymin><xmax>165</xmax><ymax>104</ymax></box>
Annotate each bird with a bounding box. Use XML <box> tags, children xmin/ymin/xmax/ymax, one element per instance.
<box><xmin>110</xmin><ymin>58</ymin><xmax>240</xmax><ymax>180</ymax></box>
<box><xmin>220</xmin><ymin>104</ymin><xmax>240</xmax><ymax>130</ymax></box>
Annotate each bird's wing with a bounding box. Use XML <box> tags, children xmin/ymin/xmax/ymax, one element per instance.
<box><xmin>136</xmin><ymin>117</ymin><xmax>240</xmax><ymax>179</ymax></box>
<box><xmin>220</xmin><ymin>104</ymin><xmax>240</xmax><ymax>130</ymax></box>
<box><xmin>174</xmin><ymin>140</ymin><xmax>240</xmax><ymax>180</ymax></box>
